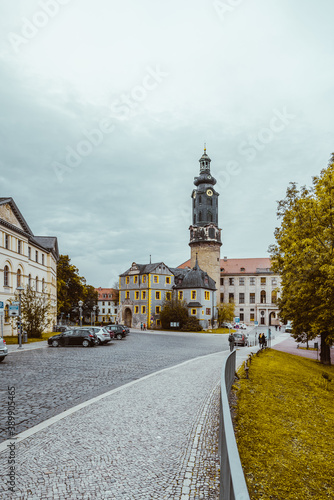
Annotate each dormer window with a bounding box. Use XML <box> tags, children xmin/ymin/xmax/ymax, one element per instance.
<box><xmin>240</xmin><ymin>267</ymin><xmax>245</xmax><ymax>272</ymax></box>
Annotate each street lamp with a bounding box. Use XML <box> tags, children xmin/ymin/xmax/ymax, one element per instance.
<box><xmin>78</xmin><ymin>300</ymin><xmax>83</xmax><ymax>326</ymax></box>
<box><xmin>92</xmin><ymin>305</ymin><xmax>96</xmax><ymax>326</ymax></box>
<box><xmin>16</xmin><ymin>286</ymin><xmax>25</xmax><ymax>349</ymax></box>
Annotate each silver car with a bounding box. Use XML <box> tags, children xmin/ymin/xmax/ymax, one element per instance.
<box><xmin>0</xmin><ymin>337</ymin><xmax>8</xmax><ymax>362</ymax></box>
<box><xmin>76</xmin><ymin>326</ymin><xmax>112</xmax><ymax>345</ymax></box>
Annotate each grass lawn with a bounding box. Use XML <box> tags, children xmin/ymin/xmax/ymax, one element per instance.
<box><xmin>205</xmin><ymin>328</ymin><xmax>236</xmax><ymax>334</ymax></box>
<box><xmin>3</xmin><ymin>332</ymin><xmax>53</xmax><ymax>344</ymax></box>
<box><xmin>233</xmin><ymin>349</ymin><xmax>334</xmax><ymax>499</ymax></box>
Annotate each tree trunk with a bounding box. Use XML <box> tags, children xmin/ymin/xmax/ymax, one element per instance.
<box><xmin>320</xmin><ymin>332</ymin><xmax>331</xmax><ymax>365</ymax></box>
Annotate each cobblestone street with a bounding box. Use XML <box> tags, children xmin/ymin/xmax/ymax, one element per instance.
<box><xmin>0</xmin><ymin>331</ymin><xmax>227</xmax><ymax>499</ymax></box>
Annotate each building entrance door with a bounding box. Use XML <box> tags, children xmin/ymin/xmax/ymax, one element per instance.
<box><xmin>124</xmin><ymin>308</ymin><xmax>132</xmax><ymax>327</ymax></box>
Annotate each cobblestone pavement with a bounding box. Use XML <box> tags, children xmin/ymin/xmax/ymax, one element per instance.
<box><xmin>0</xmin><ymin>331</ymin><xmax>228</xmax><ymax>442</ymax></box>
<box><xmin>0</xmin><ymin>349</ymin><xmax>227</xmax><ymax>499</ymax></box>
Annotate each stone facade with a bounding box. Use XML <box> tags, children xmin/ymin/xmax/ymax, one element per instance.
<box><xmin>0</xmin><ymin>198</ymin><xmax>59</xmax><ymax>336</ymax></box>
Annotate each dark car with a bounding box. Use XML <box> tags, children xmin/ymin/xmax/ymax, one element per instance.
<box><xmin>53</xmin><ymin>325</ymin><xmax>69</xmax><ymax>333</ymax></box>
<box><xmin>48</xmin><ymin>329</ymin><xmax>97</xmax><ymax>347</ymax></box>
<box><xmin>233</xmin><ymin>333</ymin><xmax>248</xmax><ymax>347</ymax></box>
<box><xmin>117</xmin><ymin>324</ymin><xmax>130</xmax><ymax>334</ymax></box>
<box><xmin>107</xmin><ymin>325</ymin><xmax>127</xmax><ymax>340</ymax></box>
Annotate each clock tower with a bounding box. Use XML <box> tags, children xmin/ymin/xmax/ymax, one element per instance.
<box><xmin>189</xmin><ymin>147</ymin><xmax>222</xmax><ymax>298</ymax></box>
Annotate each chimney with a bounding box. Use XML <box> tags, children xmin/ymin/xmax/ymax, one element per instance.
<box><xmin>224</xmin><ymin>256</ymin><xmax>227</xmax><ymax>262</ymax></box>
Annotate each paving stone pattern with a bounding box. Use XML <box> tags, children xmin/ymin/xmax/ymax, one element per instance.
<box><xmin>0</xmin><ymin>349</ymin><xmax>226</xmax><ymax>499</ymax></box>
<box><xmin>0</xmin><ymin>332</ymin><xmax>227</xmax><ymax>442</ymax></box>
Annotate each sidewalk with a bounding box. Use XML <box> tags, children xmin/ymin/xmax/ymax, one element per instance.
<box><xmin>272</xmin><ymin>334</ymin><xmax>333</xmax><ymax>362</ymax></box>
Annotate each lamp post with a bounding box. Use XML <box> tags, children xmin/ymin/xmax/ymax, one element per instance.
<box><xmin>78</xmin><ymin>300</ymin><xmax>83</xmax><ymax>326</ymax></box>
<box><xmin>16</xmin><ymin>286</ymin><xmax>25</xmax><ymax>349</ymax></box>
<box><xmin>92</xmin><ymin>305</ymin><xmax>96</xmax><ymax>326</ymax></box>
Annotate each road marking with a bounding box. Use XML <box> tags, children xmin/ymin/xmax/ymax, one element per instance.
<box><xmin>0</xmin><ymin>350</ymin><xmax>228</xmax><ymax>454</ymax></box>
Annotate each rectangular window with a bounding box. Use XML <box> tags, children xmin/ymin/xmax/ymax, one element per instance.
<box><xmin>206</xmin><ymin>308</ymin><xmax>211</xmax><ymax>315</ymax></box>
<box><xmin>205</xmin><ymin>291</ymin><xmax>210</xmax><ymax>300</ymax></box>
<box><xmin>156</xmin><ymin>319</ymin><xmax>161</xmax><ymax>326</ymax></box>
<box><xmin>155</xmin><ymin>306</ymin><xmax>160</xmax><ymax>314</ymax></box>
<box><xmin>240</xmin><ymin>313</ymin><xmax>244</xmax><ymax>321</ymax></box>
<box><xmin>102</xmin><ymin>308</ymin><xmax>105</xmax><ymax>314</ymax></box>
<box><xmin>250</xmin><ymin>313</ymin><xmax>255</xmax><ymax>321</ymax></box>
<box><xmin>141</xmin><ymin>291</ymin><xmax>146</xmax><ymax>300</ymax></box>
<box><xmin>42</xmin><ymin>254</ymin><xmax>44</xmax><ymax>265</ymax></box>
<box><xmin>250</xmin><ymin>293</ymin><xmax>255</xmax><ymax>304</ymax></box>
<box><xmin>250</xmin><ymin>277</ymin><xmax>255</xmax><ymax>285</ymax></box>
<box><xmin>126</xmin><ymin>276</ymin><xmax>130</xmax><ymax>284</ymax></box>
<box><xmin>108</xmin><ymin>301</ymin><xmax>111</xmax><ymax>306</ymax></box>
<box><xmin>36</xmin><ymin>251</ymin><xmax>38</xmax><ymax>262</ymax></box>
<box><xmin>220</xmin><ymin>277</ymin><xmax>224</xmax><ymax>285</ymax></box>
<box><xmin>126</xmin><ymin>291</ymin><xmax>130</xmax><ymax>299</ymax></box>
<box><xmin>166</xmin><ymin>292</ymin><xmax>171</xmax><ymax>300</ymax></box>
<box><xmin>18</xmin><ymin>240</ymin><xmax>21</xmax><ymax>254</ymax></box>
<box><xmin>153</xmin><ymin>275</ymin><xmax>159</xmax><ymax>284</ymax></box>
<box><xmin>261</xmin><ymin>277</ymin><xmax>266</xmax><ymax>285</ymax></box>
<box><xmin>155</xmin><ymin>291</ymin><xmax>161</xmax><ymax>300</ymax></box>
<box><xmin>229</xmin><ymin>293</ymin><xmax>234</xmax><ymax>303</ymax></box>
<box><xmin>141</xmin><ymin>306</ymin><xmax>146</xmax><ymax>314</ymax></box>
<box><xmin>178</xmin><ymin>291</ymin><xmax>183</xmax><ymax>300</ymax></box>
<box><xmin>135</xmin><ymin>291</ymin><xmax>139</xmax><ymax>300</ymax></box>
<box><xmin>134</xmin><ymin>306</ymin><xmax>139</xmax><ymax>314</ymax></box>
<box><xmin>5</xmin><ymin>234</ymin><xmax>9</xmax><ymax>249</ymax></box>
<box><xmin>142</xmin><ymin>275</ymin><xmax>146</xmax><ymax>283</ymax></box>
<box><xmin>28</xmin><ymin>246</ymin><xmax>31</xmax><ymax>259</ymax></box>
<box><xmin>239</xmin><ymin>277</ymin><xmax>245</xmax><ymax>285</ymax></box>
<box><xmin>102</xmin><ymin>301</ymin><xmax>105</xmax><ymax>305</ymax></box>
<box><xmin>239</xmin><ymin>293</ymin><xmax>245</xmax><ymax>304</ymax></box>
<box><xmin>133</xmin><ymin>275</ymin><xmax>138</xmax><ymax>284</ymax></box>
<box><xmin>191</xmin><ymin>309</ymin><xmax>197</xmax><ymax>315</ymax></box>
<box><xmin>220</xmin><ymin>293</ymin><xmax>224</xmax><ymax>302</ymax></box>
<box><xmin>166</xmin><ymin>277</ymin><xmax>171</xmax><ymax>284</ymax></box>
<box><xmin>229</xmin><ymin>278</ymin><xmax>234</xmax><ymax>285</ymax></box>
<box><xmin>191</xmin><ymin>290</ymin><xmax>196</xmax><ymax>300</ymax></box>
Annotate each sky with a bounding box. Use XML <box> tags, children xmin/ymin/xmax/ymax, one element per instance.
<box><xmin>1</xmin><ymin>0</ymin><xmax>334</xmax><ymax>288</ymax></box>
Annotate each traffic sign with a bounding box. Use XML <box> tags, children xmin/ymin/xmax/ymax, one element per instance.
<box><xmin>234</xmin><ymin>317</ymin><xmax>240</xmax><ymax>323</ymax></box>
<box><xmin>9</xmin><ymin>304</ymin><xmax>19</xmax><ymax>317</ymax></box>
<box><xmin>254</xmin><ymin>321</ymin><xmax>259</xmax><ymax>326</ymax></box>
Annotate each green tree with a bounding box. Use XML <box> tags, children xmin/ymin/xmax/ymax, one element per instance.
<box><xmin>217</xmin><ymin>301</ymin><xmax>235</xmax><ymax>327</ymax></box>
<box><xmin>270</xmin><ymin>157</ymin><xmax>334</xmax><ymax>365</ymax></box>
<box><xmin>160</xmin><ymin>297</ymin><xmax>189</xmax><ymax>330</ymax></box>
<box><xmin>17</xmin><ymin>287</ymin><xmax>51</xmax><ymax>339</ymax></box>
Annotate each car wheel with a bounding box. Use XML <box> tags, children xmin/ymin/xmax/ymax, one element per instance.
<box><xmin>116</xmin><ymin>333</ymin><xmax>123</xmax><ymax>340</ymax></box>
<box><xmin>0</xmin><ymin>356</ymin><xmax>5</xmax><ymax>362</ymax></box>
<box><xmin>52</xmin><ymin>340</ymin><xmax>59</xmax><ymax>347</ymax></box>
<box><xmin>97</xmin><ymin>338</ymin><xmax>102</xmax><ymax>345</ymax></box>
<box><xmin>82</xmin><ymin>339</ymin><xmax>90</xmax><ymax>347</ymax></box>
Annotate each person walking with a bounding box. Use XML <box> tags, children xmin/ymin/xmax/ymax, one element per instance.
<box><xmin>228</xmin><ymin>333</ymin><xmax>235</xmax><ymax>352</ymax></box>
<box><xmin>140</xmin><ymin>322</ymin><xmax>143</xmax><ymax>331</ymax></box>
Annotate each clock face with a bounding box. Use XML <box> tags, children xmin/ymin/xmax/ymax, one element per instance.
<box><xmin>206</xmin><ymin>189</ymin><xmax>213</xmax><ymax>196</ymax></box>
<box><xmin>208</xmin><ymin>175</ymin><xmax>212</xmax><ymax>179</ymax></box>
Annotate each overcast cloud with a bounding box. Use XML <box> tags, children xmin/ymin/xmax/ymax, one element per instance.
<box><xmin>1</xmin><ymin>0</ymin><xmax>334</xmax><ymax>287</ymax></box>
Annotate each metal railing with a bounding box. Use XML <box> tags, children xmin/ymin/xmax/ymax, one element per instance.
<box><xmin>219</xmin><ymin>350</ymin><xmax>250</xmax><ymax>500</ymax></box>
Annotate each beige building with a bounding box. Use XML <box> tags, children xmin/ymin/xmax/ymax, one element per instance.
<box><xmin>0</xmin><ymin>198</ymin><xmax>59</xmax><ymax>336</ymax></box>
<box><xmin>179</xmin><ymin>257</ymin><xmax>281</xmax><ymax>326</ymax></box>
<box><xmin>95</xmin><ymin>287</ymin><xmax>118</xmax><ymax>324</ymax></box>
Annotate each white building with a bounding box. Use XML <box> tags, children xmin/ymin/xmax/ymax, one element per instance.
<box><xmin>0</xmin><ymin>198</ymin><xmax>59</xmax><ymax>336</ymax></box>
<box><xmin>95</xmin><ymin>287</ymin><xmax>119</xmax><ymax>324</ymax></box>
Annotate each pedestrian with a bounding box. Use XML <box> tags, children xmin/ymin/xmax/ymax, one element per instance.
<box><xmin>140</xmin><ymin>322</ymin><xmax>143</xmax><ymax>331</ymax></box>
<box><xmin>258</xmin><ymin>332</ymin><xmax>264</xmax><ymax>349</ymax></box>
<box><xmin>275</xmin><ymin>325</ymin><xmax>278</xmax><ymax>331</ymax></box>
<box><xmin>143</xmin><ymin>323</ymin><xmax>146</xmax><ymax>330</ymax></box>
<box><xmin>228</xmin><ymin>333</ymin><xmax>234</xmax><ymax>352</ymax></box>
<box><xmin>279</xmin><ymin>325</ymin><xmax>281</xmax><ymax>331</ymax></box>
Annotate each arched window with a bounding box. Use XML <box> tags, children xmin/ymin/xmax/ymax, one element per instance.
<box><xmin>199</xmin><ymin>195</ymin><xmax>202</xmax><ymax>204</ymax></box>
<box><xmin>271</xmin><ymin>290</ymin><xmax>277</xmax><ymax>303</ymax></box>
<box><xmin>17</xmin><ymin>269</ymin><xmax>21</xmax><ymax>287</ymax></box>
<box><xmin>260</xmin><ymin>290</ymin><xmax>266</xmax><ymax>304</ymax></box>
<box><xmin>4</xmin><ymin>266</ymin><xmax>9</xmax><ymax>286</ymax></box>
<box><xmin>42</xmin><ymin>278</ymin><xmax>45</xmax><ymax>292</ymax></box>
<box><xmin>208</xmin><ymin>211</ymin><xmax>213</xmax><ymax>222</ymax></box>
<box><xmin>199</xmin><ymin>211</ymin><xmax>202</xmax><ymax>222</ymax></box>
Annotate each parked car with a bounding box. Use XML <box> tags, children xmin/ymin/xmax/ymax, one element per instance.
<box><xmin>233</xmin><ymin>333</ymin><xmax>248</xmax><ymax>347</ymax></box>
<box><xmin>285</xmin><ymin>325</ymin><xmax>293</xmax><ymax>333</ymax></box>
<box><xmin>107</xmin><ymin>325</ymin><xmax>127</xmax><ymax>340</ymax></box>
<box><xmin>238</xmin><ymin>323</ymin><xmax>247</xmax><ymax>330</ymax></box>
<box><xmin>76</xmin><ymin>326</ymin><xmax>113</xmax><ymax>344</ymax></box>
<box><xmin>53</xmin><ymin>325</ymin><xmax>69</xmax><ymax>333</ymax></box>
<box><xmin>117</xmin><ymin>324</ymin><xmax>130</xmax><ymax>334</ymax></box>
<box><xmin>222</xmin><ymin>322</ymin><xmax>234</xmax><ymax>329</ymax></box>
<box><xmin>0</xmin><ymin>337</ymin><xmax>8</xmax><ymax>362</ymax></box>
<box><xmin>48</xmin><ymin>329</ymin><xmax>97</xmax><ymax>347</ymax></box>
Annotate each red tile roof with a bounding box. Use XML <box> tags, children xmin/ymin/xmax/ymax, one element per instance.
<box><xmin>178</xmin><ymin>258</ymin><xmax>272</xmax><ymax>275</ymax></box>
<box><xmin>95</xmin><ymin>288</ymin><xmax>118</xmax><ymax>300</ymax></box>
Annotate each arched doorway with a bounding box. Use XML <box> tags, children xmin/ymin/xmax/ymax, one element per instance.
<box><xmin>124</xmin><ymin>308</ymin><xmax>132</xmax><ymax>327</ymax></box>
<box><xmin>269</xmin><ymin>311</ymin><xmax>276</xmax><ymax>326</ymax></box>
